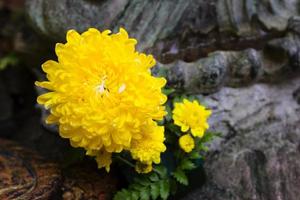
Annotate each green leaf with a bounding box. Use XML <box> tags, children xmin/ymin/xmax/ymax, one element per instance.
<box><xmin>162</xmin><ymin>88</ymin><xmax>175</xmax><ymax>96</ymax></box>
<box><xmin>135</xmin><ymin>177</ymin><xmax>150</xmax><ymax>187</ymax></box>
<box><xmin>159</xmin><ymin>179</ymin><xmax>170</xmax><ymax>200</ymax></box>
<box><xmin>172</xmin><ymin>169</ymin><xmax>188</xmax><ymax>186</ymax></box>
<box><xmin>0</xmin><ymin>54</ymin><xmax>19</xmax><ymax>71</ymax></box>
<box><xmin>189</xmin><ymin>151</ymin><xmax>201</xmax><ymax>160</ymax></box>
<box><xmin>200</xmin><ymin>144</ymin><xmax>209</xmax><ymax>152</ymax></box>
<box><xmin>165</xmin><ymin>104</ymin><xmax>173</xmax><ymax>122</ymax></box>
<box><xmin>173</xmin><ymin>95</ymin><xmax>186</xmax><ymax>103</ymax></box>
<box><xmin>150</xmin><ymin>182</ymin><xmax>160</xmax><ymax>199</ymax></box>
<box><xmin>149</xmin><ymin>173</ymin><xmax>159</xmax><ymax>182</ymax></box>
<box><xmin>186</xmin><ymin>95</ymin><xmax>198</xmax><ymax>101</ymax></box>
<box><xmin>140</xmin><ymin>186</ymin><xmax>150</xmax><ymax>200</ymax></box>
<box><xmin>131</xmin><ymin>183</ymin><xmax>145</xmax><ymax>191</ymax></box>
<box><xmin>114</xmin><ymin>168</ymin><xmax>172</xmax><ymax>200</ymax></box>
<box><xmin>131</xmin><ymin>191</ymin><xmax>139</xmax><ymax>200</ymax></box>
<box><xmin>196</xmin><ymin>141</ymin><xmax>209</xmax><ymax>152</ymax></box>
<box><xmin>114</xmin><ymin>189</ymin><xmax>131</xmax><ymax>200</ymax></box>
<box><xmin>169</xmin><ymin>179</ymin><xmax>178</xmax><ymax>195</ymax></box>
<box><xmin>180</xmin><ymin>159</ymin><xmax>196</xmax><ymax>170</ymax></box>
<box><xmin>173</xmin><ymin>95</ymin><xmax>198</xmax><ymax>103</ymax></box>
<box><xmin>200</xmin><ymin>131</ymin><xmax>219</xmax><ymax>143</ymax></box>
<box><xmin>165</xmin><ymin>123</ymin><xmax>180</xmax><ymax>136</ymax></box>
<box><xmin>155</xmin><ymin>165</ymin><xmax>168</xmax><ymax>179</ymax></box>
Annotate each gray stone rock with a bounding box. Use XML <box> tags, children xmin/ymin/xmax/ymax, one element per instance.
<box><xmin>25</xmin><ymin>0</ymin><xmax>300</xmax><ymax>63</ymax></box>
<box><xmin>183</xmin><ymin>76</ymin><xmax>300</xmax><ymax>200</ymax></box>
<box><xmin>159</xmin><ymin>51</ymin><xmax>228</xmax><ymax>93</ymax></box>
<box><xmin>157</xmin><ymin>33</ymin><xmax>300</xmax><ymax>94</ymax></box>
<box><xmin>25</xmin><ymin>0</ymin><xmax>197</xmax><ymax>53</ymax></box>
<box><xmin>217</xmin><ymin>0</ymin><xmax>299</xmax><ymax>35</ymax></box>
<box><xmin>25</xmin><ymin>0</ymin><xmax>129</xmax><ymax>40</ymax></box>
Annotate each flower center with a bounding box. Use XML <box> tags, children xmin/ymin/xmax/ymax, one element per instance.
<box><xmin>96</xmin><ymin>80</ymin><xmax>107</xmax><ymax>94</ymax></box>
<box><xmin>95</xmin><ymin>75</ymin><xmax>126</xmax><ymax>96</ymax></box>
<box><xmin>96</xmin><ymin>76</ymin><xmax>109</xmax><ymax>95</ymax></box>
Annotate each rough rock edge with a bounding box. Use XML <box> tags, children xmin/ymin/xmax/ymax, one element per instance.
<box><xmin>25</xmin><ymin>0</ymin><xmax>299</xmax><ymax>63</ymax></box>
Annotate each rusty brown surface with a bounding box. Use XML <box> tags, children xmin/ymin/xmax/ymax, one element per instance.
<box><xmin>62</xmin><ymin>162</ymin><xmax>119</xmax><ymax>200</ymax></box>
<box><xmin>0</xmin><ymin>139</ymin><xmax>61</xmax><ymax>200</ymax></box>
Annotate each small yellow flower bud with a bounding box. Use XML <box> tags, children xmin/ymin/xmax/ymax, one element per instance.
<box><xmin>179</xmin><ymin>134</ymin><xmax>195</xmax><ymax>153</ymax></box>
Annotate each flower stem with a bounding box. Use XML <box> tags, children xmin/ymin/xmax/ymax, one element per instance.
<box><xmin>116</xmin><ymin>155</ymin><xmax>135</xmax><ymax>168</ymax></box>
<box><xmin>116</xmin><ymin>155</ymin><xmax>160</xmax><ymax>174</ymax></box>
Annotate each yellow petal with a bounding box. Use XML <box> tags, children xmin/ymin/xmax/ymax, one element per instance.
<box><xmin>181</xmin><ymin>125</ymin><xmax>189</xmax><ymax>132</ymax></box>
<box><xmin>191</xmin><ymin>128</ymin><xmax>205</xmax><ymax>138</ymax></box>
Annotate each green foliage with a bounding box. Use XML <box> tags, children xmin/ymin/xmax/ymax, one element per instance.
<box><xmin>171</xmin><ymin>156</ymin><xmax>197</xmax><ymax>186</ymax></box>
<box><xmin>180</xmin><ymin>158</ymin><xmax>196</xmax><ymax>170</ymax></box>
<box><xmin>0</xmin><ymin>54</ymin><xmax>19</xmax><ymax>71</ymax></box>
<box><xmin>189</xmin><ymin>151</ymin><xmax>202</xmax><ymax>160</ymax></box>
<box><xmin>113</xmin><ymin>129</ymin><xmax>219</xmax><ymax>200</ymax></box>
<box><xmin>150</xmin><ymin>182</ymin><xmax>160</xmax><ymax>199</ymax></box>
<box><xmin>199</xmin><ymin>131</ymin><xmax>219</xmax><ymax>144</ymax></box>
<box><xmin>194</xmin><ymin>131</ymin><xmax>220</xmax><ymax>153</ymax></box>
<box><xmin>165</xmin><ymin>123</ymin><xmax>180</xmax><ymax>136</ymax></box>
<box><xmin>114</xmin><ymin>166</ymin><xmax>170</xmax><ymax>200</ymax></box>
<box><xmin>113</xmin><ymin>92</ymin><xmax>220</xmax><ymax>199</ymax></box>
<box><xmin>170</xmin><ymin>131</ymin><xmax>220</xmax><ymax>188</ymax></box>
<box><xmin>173</xmin><ymin>94</ymin><xmax>198</xmax><ymax>103</ymax></box>
<box><xmin>159</xmin><ymin>179</ymin><xmax>170</xmax><ymax>199</ymax></box>
<box><xmin>172</xmin><ymin>168</ymin><xmax>188</xmax><ymax>185</ymax></box>
<box><xmin>162</xmin><ymin>88</ymin><xmax>175</xmax><ymax>96</ymax></box>
<box><xmin>164</xmin><ymin>103</ymin><xmax>173</xmax><ymax>122</ymax></box>
<box><xmin>113</xmin><ymin>132</ymin><xmax>219</xmax><ymax>200</ymax></box>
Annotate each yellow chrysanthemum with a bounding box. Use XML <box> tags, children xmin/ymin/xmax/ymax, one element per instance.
<box><xmin>173</xmin><ymin>99</ymin><xmax>211</xmax><ymax>138</ymax></box>
<box><xmin>36</xmin><ymin>28</ymin><xmax>167</xmax><ymax>172</ymax></box>
<box><xmin>130</xmin><ymin>122</ymin><xmax>166</xmax><ymax>165</ymax></box>
<box><xmin>179</xmin><ymin>134</ymin><xmax>195</xmax><ymax>153</ymax></box>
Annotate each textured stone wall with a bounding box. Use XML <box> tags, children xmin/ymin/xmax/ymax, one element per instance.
<box><xmin>26</xmin><ymin>0</ymin><xmax>300</xmax><ymax>63</ymax></box>
<box><xmin>185</xmin><ymin>76</ymin><xmax>300</xmax><ymax>200</ymax></box>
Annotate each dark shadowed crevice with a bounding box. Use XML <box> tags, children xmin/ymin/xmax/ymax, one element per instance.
<box><xmin>245</xmin><ymin>150</ymin><xmax>272</xmax><ymax>200</ymax></box>
<box><xmin>153</xmin><ymin>30</ymin><xmax>286</xmax><ymax>64</ymax></box>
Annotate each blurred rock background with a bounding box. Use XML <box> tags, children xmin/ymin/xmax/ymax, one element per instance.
<box><xmin>1</xmin><ymin>0</ymin><xmax>300</xmax><ymax>199</ymax></box>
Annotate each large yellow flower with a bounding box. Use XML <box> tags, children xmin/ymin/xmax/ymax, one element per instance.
<box><xmin>173</xmin><ymin>99</ymin><xmax>211</xmax><ymax>138</ymax></box>
<box><xmin>36</xmin><ymin>28</ymin><xmax>167</xmax><ymax>172</ymax></box>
